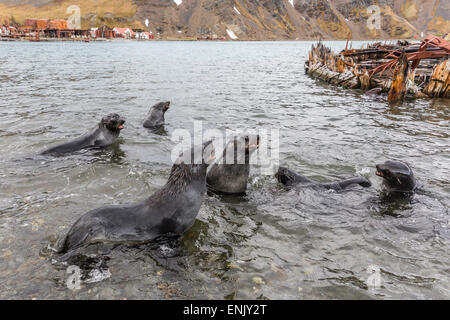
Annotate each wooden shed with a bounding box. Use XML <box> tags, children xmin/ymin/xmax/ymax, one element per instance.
<box><xmin>48</xmin><ymin>20</ymin><xmax>68</xmax><ymax>30</ymax></box>
<box><xmin>25</xmin><ymin>19</ymin><xmax>49</xmax><ymax>29</ymax></box>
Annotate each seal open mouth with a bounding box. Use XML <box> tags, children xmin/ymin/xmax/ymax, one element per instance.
<box><xmin>163</xmin><ymin>101</ymin><xmax>171</xmax><ymax>112</ymax></box>
<box><xmin>376</xmin><ymin>164</ymin><xmax>403</xmax><ymax>185</ymax></box>
<box><xmin>375</xmin><ymin>164</ymin><xmax>386</xmax><ymax>178</ymax></box>
<box><xmin>102</xmin><ymin>113</ymin><xmax>125</xmax><ymax>132</ymax></box>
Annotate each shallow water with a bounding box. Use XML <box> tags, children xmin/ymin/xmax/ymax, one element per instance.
<box><xmin>0</xmin><ymin>41</ymin><xmax>448</xmax><ymax>300</ymax></box>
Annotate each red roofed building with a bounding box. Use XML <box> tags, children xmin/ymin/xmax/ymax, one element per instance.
<box><xmin>135</xmin><ymin>31</ymin><xmax>154</xmax><ymax>40</ymax></box>
<box><xmin>25</xmin><ymin>19</ymin><xmax>49</xmax><ymax>29</ymax></box>
<box><xmin>113</xmin><ymin>27</ymin><xmax>134</xmax><ymax>39</ymax></box>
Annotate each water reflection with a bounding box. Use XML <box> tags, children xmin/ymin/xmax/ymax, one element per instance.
<box><xmin>369</xmin><ymin>193</ymin><xmax>415</xmax><ymax>217</ymax></box>
<box><xmin>90</xmin><ymin>141</ymin><xmax>127</xmax><ymax>164</ymax></box>
<box><xmin>144</xmin><ymin>125</ymin><xmax>169</xmax><ymax>136</ymax></box>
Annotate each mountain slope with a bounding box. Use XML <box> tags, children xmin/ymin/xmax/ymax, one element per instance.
<box><xmin>0</xmin><ymin>0</ymin><xmax>448</xmax><ymax>39</ymax></box>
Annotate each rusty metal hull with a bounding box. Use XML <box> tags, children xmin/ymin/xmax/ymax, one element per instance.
<box><xmin>305</xmin><ymin>36</ymin><xmax>449</xmax><ymax>103</ymax></box>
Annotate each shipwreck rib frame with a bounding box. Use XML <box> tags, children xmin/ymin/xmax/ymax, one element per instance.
<box><xmin>305</xmin><ymin>36</ymin><xmax>450</xmax><ymax>103</ymax></box>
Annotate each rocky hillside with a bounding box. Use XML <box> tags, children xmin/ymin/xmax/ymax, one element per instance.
<box><xmin>0</xmin><ymin>0</ymin><xmax>448</xmax><ymax>40</ymax></box>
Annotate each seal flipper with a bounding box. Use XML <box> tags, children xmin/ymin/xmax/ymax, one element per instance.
<box><xmin>276</xmin><ymin>167</ymin><xmax>371</xmax><ymax>191</ymax></box>
<box><xmin>58</xmin><ymin>224</ymin><xmax>105</xmax><ymax>254</ymax></box>
<box><xmin>322</xmin><ymin>177</ymin><xmax>372</xmax><ymax>191</ymax></box>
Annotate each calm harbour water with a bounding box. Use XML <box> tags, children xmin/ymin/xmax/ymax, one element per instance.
<box><xmin>0</xmin><ymin>41</ymin><xmax>448</xmax><ymax>299</ymax></box>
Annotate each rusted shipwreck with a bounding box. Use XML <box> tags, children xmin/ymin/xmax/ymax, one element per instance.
<box><xmin>305</xmin><ymin>36</ymin><xmax>450</xmax><ymax>103</ymax></box>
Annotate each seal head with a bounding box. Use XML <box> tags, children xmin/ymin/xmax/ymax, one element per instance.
<box><xmin>275</xmin><ymin>166</ymin><xmax>305</xmax><ymax>187</ymax></box>
<box><xmin>101</xmin><ymin>113</ymin><xmax>125</xmax><ymax>132</ymax></box>
<box><xmin>376</xmin><ymin>160</ymin><xmax>416</xmax><ymax>193</ymax></box>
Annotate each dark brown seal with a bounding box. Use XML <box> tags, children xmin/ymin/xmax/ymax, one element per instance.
<box><xmin>206</xmin><ymin>134</ymin><xmax>259</xmax><ymax>195</ymax></box>
<box><xmin>143</xmin><ymin>101</ymin><xmax>170</xmax><ymax>129</ymax></box>
<box><xmin>58</xmin><ymin>141</ymin><xmax>215</xmax><ymax>254</ymax></box>
<box><xmin>40</xmin><ymin>113</ymin><xmax>125</xmax><ymax>155</ymax></box>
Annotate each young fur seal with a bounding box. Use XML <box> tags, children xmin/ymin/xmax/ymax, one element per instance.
<box><xmin>275</xmin><ymin>166</ymin><xmax>372</xmax><ymax>191</ymax></box>
<box><xmin>58</xmin><ymin>141</ymin><xmax>215</xmax><ymax>254</ymax></box>
<box><xmin>364</xmin><ymin>87</ymin><xmax>383</xmax><ymax>96</ymax></box>
<box><xmin>376</xmin><ymin>160</ymin><xmax>416</xmax><ymax>193</ymax></box>
<box><xmin>40</xmin><ymin>113</ymin><xmax>125</xmax><ymax>155</ymax></box>
<box><xmin>143</xmin><ymin>101</ymin><xmax>170</xmax><ymax>129</ymax></box>
<box><xmin>206</xmin><ymin>134</ymin><xmax>260</xmax><ymax>195</ymax></box>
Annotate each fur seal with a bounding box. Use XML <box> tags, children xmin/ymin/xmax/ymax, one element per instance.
<box><xmin>58</xmin><ymin>141</ymin><xmax>215</xmax><ymax>254</ymax></box>
<box><xmin>364</xmin><ymin>87</ymin><xmax>383</xmax><ymax>96</ymax></box>
<box><xmin>376</xmin><ymin>160</ymin><xmax>416</xmax><ymax>193</ymax></box>
<box><xmin>206</xmin><ymin>134</ymin><xmax>259</xmax><ymax>195</ymax></box>
<box><xmin>275</xmin><ymin>166</ymin><xmax>371</xmax><ymax>190</ymax></box>
<box><xmin>40</xmin><ymin>113</ymin><xmax>125</xmax><ymax>155</ymax></box>
<box><xmin>143</xmin><ymin>101</ymin><xmax>170</xmax><ymax>129</ymax></box>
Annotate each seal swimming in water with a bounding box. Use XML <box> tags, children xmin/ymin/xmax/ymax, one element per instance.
<box><xmin>206</xmin><ymin>134</ymin><xmax>259</xmax><ymax>195</ymax></box>
<box><xmin>364</xmin><ymin>87</ymin><xmax>383</xmax><ymax>96</ymax></box>
<box><xmin>40</xmin><ymin>113</ymin><xmax>125</xmax><ymax>155</ymax></box>
<box><xmin>143</xmin><ymin>101</ymin><xmax>170</xmax><ymax>129</ymax></box>
<box><xmin>376</xmin><ymin>160</ymin><xmax>416</xmax><ymax>193</ymax></box>
<box><xmin>275</xmin><ymin>166</ymin><xmax>371</xmax><ymax>190</ymax></box>
<box><xmin>58</xmin><ymin>141</ymin><xmax>215</xmax><ymax>254</ymax></box>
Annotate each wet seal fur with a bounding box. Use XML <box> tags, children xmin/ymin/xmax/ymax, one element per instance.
<box><xmin>275</xmin><ymin>166</ymin><xmax>372</xmax><ymax>191</ymax></box>
<box><xmin>206</xmin><ymin>134</ymin><xmax>259</xmax><ymax>195</ymax></box>
<box><xmin>143</xmin><ymin>101</ymin><xmax>170</xmax><ymax>129</ymax></box>
<box><xmin>40</xmin><ymin>113</ymin><xmax>125</xmax><ymax>155</ymax></box>
<box><xmin>364</xmin><ymin>87</ymin><xmax>383</xmax><ymax>96</ymax></box>
<box><xmin>57</xmin><ymin>141</ymin><xmax>215</xmax><ymax>255</ymax></box>
<box><xmin>376</xmin><ymin>160</ymin><xmax>416</xmax><ymax>193</ymax></box>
